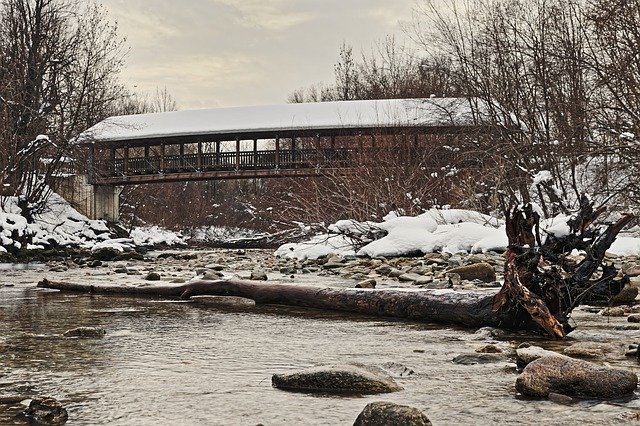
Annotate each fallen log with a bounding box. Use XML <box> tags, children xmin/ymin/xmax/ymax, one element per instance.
<box><xmin>38</xmin><ymin>278</ymin><xmax>538</xmax><ymax>331</ymax></box>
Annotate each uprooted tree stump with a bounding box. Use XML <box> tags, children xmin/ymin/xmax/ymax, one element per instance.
<box><xmin>38</xmin><ymin>196</ymin><xmax>634</xmax><ymax>338</ymax></box>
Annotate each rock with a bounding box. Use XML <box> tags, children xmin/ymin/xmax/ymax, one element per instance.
<box><xmin>114</xmin><ymin>267</ymin><xmax>128</xmax><ymax>274</ymax></box>
<box><xmin>548</xmin><ymin>392</ymin><xmax>577</xmax><ymax>405</ymax></box>
<box><xmin>49</xmin><ymin>265</ymin><xmax>67</xmax><ymax>272</ymax></box>
<box><xmin>24</xmin><ymin>397</ymin><xmax>68</xmax><ymax>425</ymax></box>
<box><xmin>612</xmin><ymin>284</ymin><xmax>639</xmax><ymax>304</ymax></box>
<box><xmin>445</xmin><ymin>262</ymin><xmax>496</xmax><ymax>282</ymax></box>
<box><xmin>629</xmin><ymin>314</ymin><xmax>640</xmax><ymax>323</ymax></box>
<box><xmin>600</xmin><ymin>306</ymin><xmax>626</xmax><ymax>316</ymax></box>
<box><xmin>145</xmin><ymin>272</ymin><xmax>161</xmax><ymax>281</ymax></box>
<box><xmin>398</xmin><ymin>273</ymin><xmax>422</xmax><ymax>282</ymax></box>
<box><xmin>374</xmin><ymin>265</ymin><xmax>392</xmax><ymax>275</ymax></box>
<box><xmin>63</xmin><ymin>326</ymin><xmax>106</xmax><ymax>339</ymax></box>
<box><xmin>476</xmin><ymin>344</ymin><xmax>502</xmax><ymax>353</ymax></box>
<box><xmin>354</xmin><ymin>402</ymin><xmax>432</xmax><ymax>426</ymax></box>
<box><xmin>114</xmin><ymin>251</ymin><xmax>144</xmax><ymax>261</ymax></box>
<box><xmin>89</xmin><ymin>260</ymin><xmax>102</xmax><ymax>267</ymax></box>
<box><xmin>272</xmin><ymin>364</ymin><xmax>401</xmax><ymax>394</ymax></box>
<box><xmin>355</xmin><ymin>279</ymin><xmax>376</xmax><ymax>289</ymax></box>
<box><xmin>563</xmin><ymin>342</ymin><xmax>622</xmax><ymax>359</ymax></box>
<box><xmin>477</xmin><ymin>281</ymin><xmax>502</xmax><ymax>288</ymax></box>
<box><xmin>323</xmin><ymin>262</ymin><xmax>344</xmax><ymax>269</ymax></box>
<box><xmin>388</xmin><ymin>269</ymin><xmax>403</xmax><ymax>278</ymax></box>
<box><xmin>250</xmin><ymin>269</ymin><xmax>268</xmax><ymax>281</ymax></box>
<box><xmin>202</xmin><ymin>270</ymin><xmax>223</xmax><ymax>280</ymax></box>
<box><xmin>420</xmin><ymin>280</ymin><xmax>452</xmax><ymax>290</ymax></box>
<box><xmin>515</xmin><ymin>356</ymin><xmax>638</xmax><ymax>398</ymax></box>
<box><xmin>414</xmin><ymin>276</ymin><xmax>434</xmax><ymax>286</ymax></box>
<box><xmin>452</xmin><ymin>353</ymin><xmax>505</xmax><ymax>365</ymax></box>
<box><xmin>446</xmin><ymin>272</ymin><xmax>461</xmax><ymax>286</ymax></box>
<box><xmin>516</xmin><ymin>345</ymin><xmax>565</xmax><ymax>368</ymax></box>
<box><xmin>90</xmin><ymin>247</ymin><xmax>121</xmax><ymax>261</ymax></box>
<box><xmin>623</xmin><ymin>264</ymin><xmax>640</xmax><ymax>277</ymax></box>
<box><xmin>205</xmin><ymin>263</ymin><xmax>225</xmax><ymax>271</ymax></box>
<box><xmin>170</xmin><ymin>278</ymin><xmax>186</xmax><ymax>283</ymax></box>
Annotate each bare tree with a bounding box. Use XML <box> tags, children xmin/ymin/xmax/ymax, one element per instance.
<box><xmin>0</xmin><ymin>0</ymin><xmax>127</xmax><ymax>210</ymax></box>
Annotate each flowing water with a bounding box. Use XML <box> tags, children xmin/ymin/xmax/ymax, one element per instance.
<box><xmin>1</xmin><ymin>262</ymin><xmax>640</xmax><ymax>425</ymax></box>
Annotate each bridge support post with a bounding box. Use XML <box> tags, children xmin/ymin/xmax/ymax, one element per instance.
<box><xmin>56</xmin><ymin>175</ymin><xmax>121</xmax><ymax>221</ymax></box>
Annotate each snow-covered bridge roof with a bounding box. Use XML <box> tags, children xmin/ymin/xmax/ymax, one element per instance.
<box><xmin>79</xmin><ymin>98</ymin><xmax>488</xmax><ymax>145</ymax></box>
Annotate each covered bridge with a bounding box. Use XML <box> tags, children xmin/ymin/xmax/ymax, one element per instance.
<box><xmin>69</xmin><ymin>98</ymin><xmax>492</xmax><ymax>220</ymax></box>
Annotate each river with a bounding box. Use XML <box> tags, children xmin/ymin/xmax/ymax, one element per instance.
<box><xmin>1</xmin><ymin>251</ymin><xmax>640</xmax><ymax>425</ymax></box>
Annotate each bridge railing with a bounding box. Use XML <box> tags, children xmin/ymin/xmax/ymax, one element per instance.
<box><xmin>102</xmin><ymin>148</ymin><xmax>361</xmax><ymax>178</ymax></box>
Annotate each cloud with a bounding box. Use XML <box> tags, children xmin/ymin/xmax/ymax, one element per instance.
<box><xmin>123</xmin><ymin>53</ymin><xmax>265</xmax><ymax>108</ymax></box>
<box><xmin>105</xmin><ymin>1</ymin><xmax>180</xmax><ymax>47</ymax></box>
<box><xmin>211</xmin><ymin>0</ymin><xmax>315</xmax><ymax>31</ymax></box>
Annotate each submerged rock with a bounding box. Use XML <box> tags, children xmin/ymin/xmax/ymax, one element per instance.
<box><xmin>353</xmin><ymin>402</ymin><xmax>432</xmax><ymax>426</ymax></box>
<box><xmin>272</xmin><ymin>364</ymin><xmax>401</xmax><ymax>394</ymax></box>
<box><xmin>562</xmin><ymin>342</ymin><xmax>623</xmax><ymax>359</ymax></box>
<box><xmin>445</xmin><ymin>262</ymin><xmax>496</xmax><ymax>282</ymax></box>
<box><xmin>452</xmin><ymin>353</ymin><xmax>505</xmax><ymax>365</ymax></box>
<box><xmin>515</xmin><ymin>356</ymin><xmax>637</xmax><ymax>398</ymax></box>
<box><xmin>24</xmin><ymin>397</ymin><xmax>68</xmax><ymax>424</ymax></box>
<box><xmin>62</xmin><ymin>327</ymin><xmax>106</xmax><ymax>339</ymax></box>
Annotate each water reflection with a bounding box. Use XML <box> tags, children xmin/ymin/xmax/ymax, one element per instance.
<box><xmin>1</xmin><ymin>284</ymin><xmax>639</xmax><ymax>425</ymax></box>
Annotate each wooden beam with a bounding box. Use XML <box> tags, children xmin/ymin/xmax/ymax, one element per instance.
<box><xmin>109</xmin><ymin>147</ymin><xmax>115</xmax><ymax>176</ymax></box>
<box><xmin>160</xmin><ymin>143</ymin><xmax>165</xmax><ymax>172</ymax></box>
<box><xmin>197</xmin><ymin>141</ymin><xmax>203</xmax><ymax>170</ymax></box>
<box><xmin>291</xmin><ymin>137</ymin><xmax>296</xmax><ymax>165</ymax></box>
<box><xmin>236</xmin><ymin>138</ymin><xmax>241</xmax><ymax>170</ymax></box>
<box><xmin>87</xmin><ymin>145</ymin><xmax>95</xmax><ymax>183</ymax></box>
<box><xmin>253</xmin><ymin>138</ymin><xmax>258</xmax><ymax>170</ymax></box>
<box><xmin>123</xmin><ymin>145</ymin><xmax>129</xmax><ymax>175</ymax></box>
<box><xmin>179</xmin><ymin>143</ymin><xmax>185</xmax><ymax>169</ymax></box>
<box><xmin>275</xmin><ymin>136</ymin><xmax>280</xmax><ymax>169</ymax></box>
<box><xmin>216</xmin><ymin>141</ymin><xmax>221</xmax><ymax>167</ymax></box>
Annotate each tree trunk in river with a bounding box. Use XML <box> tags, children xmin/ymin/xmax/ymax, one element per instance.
<box><xmin>37</xmin><ymin>196</ymin><xmax>635</xmax><ymax>338</ymax></box>
<box><xmin>37</xmin><ymin>278</ymin><xmax>534</xmax><ymax>330</ymax></box>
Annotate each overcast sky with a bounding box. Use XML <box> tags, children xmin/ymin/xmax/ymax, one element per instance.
<box><xmin>102</xmin><ymin>0</ymin><xmax>419</xmax><ymax>110</ymax></box>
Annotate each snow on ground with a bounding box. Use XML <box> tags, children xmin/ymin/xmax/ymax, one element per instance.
<box><xmin>189</xmin><ymin>226</ymin><xmax>265</xmax><ymax>244</ymax></box>
<box><xmin>275</xmin><ymin>234</ymin><xmax>356</xmax><ymax>260</ymax></box>
<box><xmin>0</xmin><ymin>192</ymin><xmax>186</xmax><ymax>253</ymax></box>
<box><xmin>276</xmin><ymin>208</ymin><xmax>640</xmax><ymax>260</ymax></box>
<box><xmin>130</xmin><ymin>226</ymin><xmax>186</xmax><ymax>247</ymax></box>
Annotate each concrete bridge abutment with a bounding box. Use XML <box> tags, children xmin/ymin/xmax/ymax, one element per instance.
<box><xmin>55</xmin><ymin>175</ymin><xmax>121</xmax><ymax>221</ymax></box>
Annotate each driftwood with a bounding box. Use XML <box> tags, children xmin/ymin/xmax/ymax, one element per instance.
<box><xmin>38</xmin><ymin>278</ymin><xmax>528</xmax><ymax>330</ymax></box>
<box><xmin>37</xmin><ymin>196</ymin><xmax>635</xmax><ymax>338</ymax></box>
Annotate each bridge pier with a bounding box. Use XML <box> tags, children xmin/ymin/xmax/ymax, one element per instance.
<box><xmin>56</xmin><ymin>175</ymin><xmax>121</xmax><ymax>221</ymax></box>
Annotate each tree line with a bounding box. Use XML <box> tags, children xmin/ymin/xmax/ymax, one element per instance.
<box><xmin>284</xmin><ymin>0</ymin><xmax>640</xmax><ymax>223</ymax></box>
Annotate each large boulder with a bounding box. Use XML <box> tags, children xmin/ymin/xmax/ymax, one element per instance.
<box><xmin>445</xmin><ymin>262</ymin><xmax>496</xmax><ymax>282</ymax></box>
<box><xmin>272</xmin><ymin>364</ymin><xmax>401</xmax><ymax>394</ymax></box>
<box><xmin>353</xmin><ymin>402</ymin><xmax>432</xmax><ymax>426</ymax></box>
<box><xmin>515</xmin><ymin>356</ymin><xmax>637</xmax><ymax>398</ymax></box>
<box><xmin>24</xmin><ymin>397</ymin><xmax>68</xmax><ymax>424</ymax></box>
